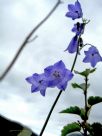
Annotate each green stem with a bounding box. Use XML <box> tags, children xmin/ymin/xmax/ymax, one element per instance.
<box><xmin>84</xmin><ymin>76</ymin><xmax>88</xmax><ymax>136</ymax></box>
<box><xmin>71</xmin><ymin>45</ymin><xmax>79</xmax><ymax>72</ymax></box>
<box><xmin>39</xmin><ymin>90</ymin><xmax>62</xmax><ymax>136</ymax></box>
<box><xmin>39</xmin><ymin>47</ymin><xmax>79</xmax><ymax>136</ymax></box>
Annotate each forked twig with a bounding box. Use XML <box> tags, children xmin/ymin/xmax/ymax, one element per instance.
<box><xmin>0</xmin><ymin>0</ymin><xmax>62</xmax><ymax>81</ymax></box>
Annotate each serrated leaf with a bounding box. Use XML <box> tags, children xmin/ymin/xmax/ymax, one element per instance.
<box><xmin>60</xmin><ymin>106</ymin><xmax>81</xmax><ymax>116</ymax></box>
<box><xmin>87</xmin><ymin>122</ymin><xmax>102</xmax><ymax>135</ymax></box>
<box><xmin>17</xmin><ymin>128</ymin><xmax>32</xmax><ymax>136</ymax></box>
<box><xmin>86</xmin><ymin>123</ymin><xmax>93</xmax><ymax>134</ymax></box>
<box><xmin>61</xmin><ymin>122</ymin><xmax>81</xmax><ymax>136</ymax></box>
<box><xmin>80</xmin><ymin>107</ymin><xmax>91</xmax><ymax>121</ymax></box>
<box><xmin>92</xmin><ymin>122</ymin><xmax>102</xmax><ymax>128</ymax></box>
<box><xmin>80</xmin><ymin>108</ymin><xmax>86</xmax><ymax>120</ymax></box>
<box><xmin>60</xmin><ymin>106</ymin><xmax>90</xmax><ymax>121</ymax></box>
<box><xmin>87</xmin><ymin>105</ymin><xmax>91</xmax><ymax>118</ymax></box>
<box><xmin>88</xmin><ymin>96</ymin><xmax>102</xmax><ymax>106</ymax></box>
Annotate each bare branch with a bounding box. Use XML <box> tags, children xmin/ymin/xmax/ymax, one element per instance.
<box><xmin>27</xmin><ymin>35</ymin><xmax>38</xmax><ymax>43</ymax></box>
<box><xmin>0</xmin><ymin>0</ymin><xmax>62</xmax><ymax>81</ymax></box>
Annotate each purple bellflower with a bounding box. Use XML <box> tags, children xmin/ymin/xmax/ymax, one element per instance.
<box><xmin>66</xmin><ymin>0</ymin><xmax>83</xmax><ymax>20</ymax></box>
<box><xmin>83</xmin><ymin>46</ymin><xmax>102</xmax><ymax>67</ymax></box>
<box><xmin>26</xmin><ymin>73</ymin><xmax>48</xmax><ymax>96</ymax></box>
<box><xmin>44</xmin><ymin>60</ymin><xmax>73</xmax><ymax>90</ymax></box>
<box><xmin>65</xmin><ymin>35</ymin><xmax>78</xmax><ymax>53</ymax></box>
<box><xmin>72</xmin><ymin>22</ymin><xmax>85</xmax><ymax>36</ymax></box>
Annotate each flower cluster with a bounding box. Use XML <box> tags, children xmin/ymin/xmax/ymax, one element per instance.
<box><xmin>25</xmin><ymin>1</ymin><xmax>102</xmax><ymax>135</ymax></box>
<box><xmin>65</xmin><ymin>0</ymin><xmax>102</xmax><ymax>67</ymax></box>
<box><xmin>60</xmin><ymin>1</ymin><xmax>102</xmax><ymax>136</ymax></box>
<box><xmin>26</xmin><ymin>60</ymin><xmax>73</xmax><ymax>96</ymax></box>
<box><xmin>26</xmin><ymin>0</ymin><xmax>102</xmax><ymax>97</ymax></box>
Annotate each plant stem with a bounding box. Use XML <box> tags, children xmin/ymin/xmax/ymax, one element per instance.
<box><xmin>39</xmin><ymin>90</ymin><xmax>62</xmax><ymax>136</ymax></box>
<box><xmin>84</xmin><ymin>76</ymin><xmax>88</xmax><ymax>136</ymax></box>
<box><xmin>71</xmin><ymin>46</ymin><xmax>79</xmax><ymax>72</ymax></box>
<box><xmin>39</xmin><ymin>46</ymin><xmax>79</xmax><ymax>136</ymax></box>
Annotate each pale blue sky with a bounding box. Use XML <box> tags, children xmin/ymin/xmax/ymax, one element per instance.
<box><xmin>0</xmin><ymin>0</ymin><xmax>102</xmax><ymax>136</ymax></box>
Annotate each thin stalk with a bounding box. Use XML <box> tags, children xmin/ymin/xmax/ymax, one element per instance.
<box><xmin>71</xmin><ymin>45</ymin><xmax>79</xmax><ymax>72</ymax></box>
<box><xmin>39</xmin><ymin>46</ymin><xmax>79</xmax><ymax>136</ymax></box>
<box><xmin>84</xmin><ymin>76</ymin><xmax>88</xmax><ymax>136</ymax></box>
<box><xmin>39</xmin><ymin>90</ymin><xmax>62</xmax><ymax>136</ymax></box>
<box><xmin>0</xmin><ymin>0</ymin><xmax>61</xmax><ymax>81</ymax></box>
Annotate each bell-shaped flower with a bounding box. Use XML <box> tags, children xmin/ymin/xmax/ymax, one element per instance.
<box><xmin>44</xmin><ymin>60</ymin><xmax>73</xmax><ymax>90</ymax></box>
<box><xmin>66</xmin><ymin>0</ymin><xmax>83</xmax><ymax>20</ymax></box>
<box><xmin>83</xmin><ymin>46</ymin><xmax>102</xmax><ymax>67</ymax></box>
<box><xmin>65</xmin><ymin>35</ymin><xmax>78</xmax><ymax>53</ymax></box>
<box><xmin>72</xmin><ymin>22</ymin><xmax>85</xmax><ymax>36</ymax></box>
<box><xmin>26</xmin><ymin>73</ymin><xmax>48</xmax><ymax>96</ymax></box>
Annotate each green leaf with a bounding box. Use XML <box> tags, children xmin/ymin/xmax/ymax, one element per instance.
<box><xmin>80</xmin><ymin>108</ymin><xmax>87</xmax><ymax>120</ymax></box>
<box><xmin>60</xmin><ymin>106</ymin><xmax>90</xmax><ymax>120</ymax></box>
<box><xmin>90</xmin><ymin>68</ymin><xmax>96</xmax><ymax>74</ymax></box>
<box><xmin>80</xmin><ymin>107</ymin><xmax>91</xmax><ymax>120</ymax></box>
<box><xmin>80</xmin><ymin>69</ymin><xmax>91</xmax><ymax>77</ymax></box>
<box><xmin>79</xmin><ymin>83</ymin><xmax>90</xmax><ymax>90</ymax></box>
<box><xmin>91</xmin><ymin>122</ymin><xmax>102</xmax><ymax>135</ymax></box>
<box><xmin>72</xmin><ymin>83</ymin><xmax>90</xmax><ymax>91</ymax></box>
<box><xmin>85</xmin><ymin>123</ymin><xmax>94</xmax><ymax>135</ymax></box>
<box><xmin>80</xmin><ymin>108</ymin><xmax>85</xmax><ymax>120</ymax></box>
<box><xmin>79</xmin><ymin>83</ymin><xmax>86</xmax><ymax>90</ymax></box>
<box><xmin>17</xmin><ymin>128</ymin><xmax>32</xmax><ymax>136</ymax></box>
<box><xmin>87</xmin><ymin>122</ymin><xmax>102</xmax><ymax>135</ymax></box>
<box><xmin>74</xmin><ymin>68</ymin><xmax>96</xmax><ymax>77</ymax></box>
<box><xmin>60</xmin><ymin>106</ymin><xmax>81</xmax><ymax>115</ymax></box>
<box><xmin>88</xmin><ymin>96</ymin><xmax>102</xmax><ymax>106</ymax></box>
<box><xmin>74</xmin><ymin>69</ymin><xmax>90</xmax><ymax>77</ymax></box>
<box><xmin>61</xmin><ymin>122</ymin><xmax>81</xmax><ymax>136</ymax></box>
<box><xmin>72</xmin><ymin>83</ymin><xmax>83</xmax><ymax>90</ymax></box>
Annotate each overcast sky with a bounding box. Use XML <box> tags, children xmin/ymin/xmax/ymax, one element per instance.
<box><xmin>0</xmin><ymin>0</ymin><xmax>102</xmax><ymax>136</ymax></box>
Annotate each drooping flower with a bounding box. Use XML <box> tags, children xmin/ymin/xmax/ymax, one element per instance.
<box><xmin>66</xmin><ymin>0</ymin><xmax>83</xmax><ymax>20</ymax></box>
<box><xmin>65</xmin><ymin>35</ymin><xmax>78</xmax><ymax>53</ymax></box>
<box><xmin>26</xmin><ymin>73</ymin><xmax>48</xmax><ymax>96</ymax></box>
<box><xmin>72</xmin><ymin>22</ymin><xmax>85</xmax><ymax>36</ymax></box>
<box><xmin>83</xmin><ymin>46</ymin><xmax>102</xmax><ymax>67</ymax></box>
<box><xmin>44</xmin><ymin>60</ymin><xmax>73</xmax><ymax>90</ymax></box>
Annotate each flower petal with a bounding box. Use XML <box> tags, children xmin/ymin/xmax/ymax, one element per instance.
<box><xmin>91</xmin><ymin>55</ymin><xmax>102</xmax><ymax>67</ymax></box>
<box><xmin>65</xmin><ymin>69</ymin><xmax>74</xmax><ymax>81</ymax></box>
<box><xmin>44</xmin><ymin>65</ymin><xmax>53</xmax><ymax>77</ymax></box>
<box><xmin>40</xmin><ymin>89</ymin><xmax>46</xmax><ymax>96</ymax></box>
<box><xmin>68</xmin><ymin>4</ymin><xmax>75</xmax><ymax>12</ymax></box>
<box><xmin>83</xmin><ymin>56</ymin><xmax>90</xmax><ymax>63</ymax></box>
<box><xmin>32</xmin><ymin>73</ymin><xmax>41</xmax><ymax>82</ymax></box>
<box><xmin>90</xmin><ymin>57</ymin><xmax>98</xmax><ymax>67</ymax></box>
<box><xmin>54</xmin><ymin>60</ymin><xmax>65</xmax><ymax>70</ymax></box>
<box><xmin>83</xmin><ymin>46</ymin><xmax>102</xmax><ymax>67</ymax></box>
<box><xmin>57</xmin><ymin>81</ymin><xmax>68</xmax><ymax>90</ymax></box>
<box><xmin>57</xmin><ymin>69</ymin><xmax>73</xmax><ymax>90</ymax></box>
<box><xmin>26</xmin><ymin>76</ymin><xmax>34</xmax><ymax>84</ymax></box>
<box><xmin>66</xmin><ymin>12</ymin><xmax>78</xmax><ymax>20</ymax></box>
<box><xmin>31</xmin><ymin>85</ymin><xmax>39</xmax><ymax>93</ymax></box>
<box><xmin>65</xmin><ymin>35</ymin><xmax>78</xmax><ymax>53</ymax></box>
<box><xmin>75</xmin><ymin>0</ymin><xmax>82</xmax><ymax>12</ymax></box>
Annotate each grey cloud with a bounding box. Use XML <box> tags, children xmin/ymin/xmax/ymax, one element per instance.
<box><xmin>0</xmin><ymin>0</ymin><xmax>102</xmax><ymax>136</ymax></box>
